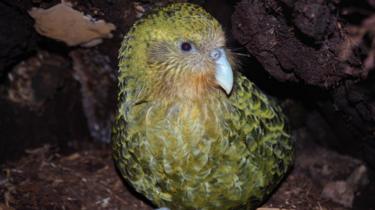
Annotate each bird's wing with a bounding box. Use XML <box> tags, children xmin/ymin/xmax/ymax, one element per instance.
<box><xmin>223</xmin><ymin>73</ymin><xmax>294</xmax><ymax>202</ymax></box>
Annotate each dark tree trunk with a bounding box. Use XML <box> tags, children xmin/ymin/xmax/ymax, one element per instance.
<box><xmin>232</xmin><ymin>0</ymin><xmax>375</xmax><ymax>168</ymax></box>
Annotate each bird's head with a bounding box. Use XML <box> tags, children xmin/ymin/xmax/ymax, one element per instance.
<box><xmin>119</xmin><ymin>3</ymin><xmax>234</xmax><ymax>101</ymax></box>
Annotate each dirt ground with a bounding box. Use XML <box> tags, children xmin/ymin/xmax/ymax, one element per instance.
<box><xmin>0</xmin><ymin>133</ymin><xmax>370</xmax><ymax>210</ymax></box>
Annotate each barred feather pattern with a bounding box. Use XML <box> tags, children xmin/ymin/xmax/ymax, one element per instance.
<box><xmin>112</xmin><ymin>3</ymin><xmax>294</xmax><ymax>210</ymax></box>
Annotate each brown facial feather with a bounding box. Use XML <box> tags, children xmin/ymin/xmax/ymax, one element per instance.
<box><xmin>146</xmin><ymin>35</ymin><xmax>231</xmax><ymax>100</ymax></box>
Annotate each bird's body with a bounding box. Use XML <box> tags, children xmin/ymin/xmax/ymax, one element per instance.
<box><xmin>113</xmin><ymin>3</ymin><xmax>294</xmax><ymax>210</ymax></box>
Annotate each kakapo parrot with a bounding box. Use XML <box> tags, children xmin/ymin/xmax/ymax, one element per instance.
<box><xmin>112</xmin><ymin>3</ymin><xmax>294</xmax><ymax>210</ymax></box>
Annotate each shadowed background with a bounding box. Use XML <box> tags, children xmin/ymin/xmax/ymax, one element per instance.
<box><xmin>0</xmin><ymin>0</ymin><xmax>374</xmax><ymax>209</ymax></box>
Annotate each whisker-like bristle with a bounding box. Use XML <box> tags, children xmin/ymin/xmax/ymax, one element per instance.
<box><xmin>231</xmin><ymin>52</ymin><xmax>252</xmax><ymax>58</ymax></box>
<box><xmin>228</xmin><ymin>46</ymin><xmax>247</xmax><ymax>51</ymax></box>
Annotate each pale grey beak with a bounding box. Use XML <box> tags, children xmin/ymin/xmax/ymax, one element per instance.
<box><xmin>210</xmin><ymin>48</ymin><xmax>233</xmax><ymax>95</ymax></box>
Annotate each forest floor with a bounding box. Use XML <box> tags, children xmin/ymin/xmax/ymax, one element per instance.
<box><xmin>0</xmin><ymin>133</ymin><xmax>370</xmax><ymax>210</ymax></box>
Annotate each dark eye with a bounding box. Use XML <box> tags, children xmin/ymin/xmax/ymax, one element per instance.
<box><xmin>181</xmin><ymin>42</ymin><xmax>192</xmax><ymax>52</ymax></box>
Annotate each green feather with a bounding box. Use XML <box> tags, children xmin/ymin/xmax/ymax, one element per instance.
<box><xmin>113</xmin><ymin>3</ymin><xmax>294</xmax><ymax>210</ymax></box>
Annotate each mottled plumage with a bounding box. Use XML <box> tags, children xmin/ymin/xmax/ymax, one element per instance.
<box><xmin>112</xmin><ymin>3</ymin><xmax>294</xmax><ymax>210</ymax></box>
